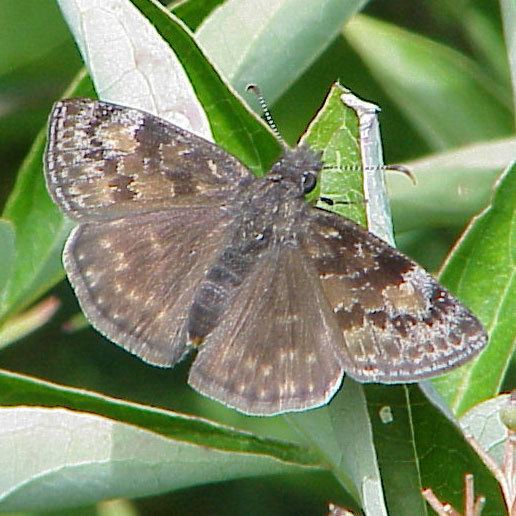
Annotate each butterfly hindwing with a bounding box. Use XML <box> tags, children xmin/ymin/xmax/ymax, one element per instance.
<box><xmin>188</xmin><ymin>246</ymin><xmax>345</xmax><ymax>415</ymax></box>
<box><xmin>45</xmin><ymin>98</ymin><xmax>252</xmax><ymax>221</ymax></box>
<box><xmin>64</xmin><ymin>206</ymin><xmax>233</xmax><ymax>366</ymax></box>
<box><xmin>302</xmin><ymin>208</ymin><xmax>487</xmax><ymax>383</ymax></box>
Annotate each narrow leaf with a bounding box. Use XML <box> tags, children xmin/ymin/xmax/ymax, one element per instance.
<box><xmin>196</xmin><ymin>0</ymin><xmax>368</xmax><ymax>105</ymax></box>
<box><xmin>0</xmin><ymin>297</ymin><xmax>60</xmax><ymax>350</ymax></box>
<box><xmin>0</xmin><ymin>405</ymin><xmax>313</xmax><ymax>511</ymax></box>
<box><xmin>172</xmin><ymin>0</ymin><xmax>224</xmax><ymax>30</ymax></box>
<box><xmin>387</xmin><ymin>137</ymin><xmax>516</xmax><ymax>232</ymax></box>
<box><xmin>0</xmin><ymin>219</ymin><xmax>15</xmax><ymax>304</ymax></box>
<box><xmin>500</xmin><ymin>0</ymin><xmax>516</xmax><ymax>120</ymax></box>
<box><xmin>433</xmin><ymin>163</ymin><xmax>516</xmax><ymax>416</ymax></box>
<box><xmin>0</xmin><ymin>369</ymin><xmax>322</xmax><ymax>467</ymax></box>
<box><xmin>344</xmin><ymin>15</ymin><xmax>513</xmax><ymax>150</ymax></box>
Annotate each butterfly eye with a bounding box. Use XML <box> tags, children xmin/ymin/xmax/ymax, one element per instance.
<box><xmin>301</xmin><ymin>172</ymin><xmax>317</xmax><ymax>193</ymax></box>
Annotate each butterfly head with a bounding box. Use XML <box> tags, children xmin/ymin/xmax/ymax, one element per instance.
<box><xmin>269</xmin><ymin>145</ymin><xmax>323</xmax><ymax>197</ymax></box>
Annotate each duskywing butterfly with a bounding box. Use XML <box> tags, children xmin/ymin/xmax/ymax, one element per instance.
<box><xmin>44</xmin><ymin>98</ymin><xmax>487</xmax><ymax>415</ymax></box>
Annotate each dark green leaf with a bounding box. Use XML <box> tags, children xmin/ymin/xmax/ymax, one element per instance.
<box><xmin>0</xmin><ymin>368</ymin><xmax>321</xmax><ymax>464</ymax></box>
<box><xmin>172</xmin><ymin>0</ymin><xmax>224</xmax><ymax>30</ymax></box>
<box><xmin>366</xmin><ymin>384</ymin><xmax>506</xmax><ymax>515</ymax></box>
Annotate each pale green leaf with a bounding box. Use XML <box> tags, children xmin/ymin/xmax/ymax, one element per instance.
<box><xmin>0</xmin><ymin>406</ymin><xmax>310</xmax><ymax>511</ymax></box>
<box><xmin>388</xmin><ymin>137</ymin><xmax>516</xmax><ymax>231</ymax></box>
<box><xmin>0</xmin><ymin>219</ymin><xmax>15</xmax><ymax>305</ymax></box>
<box><xmin>196</xmin><ymin>0</ymin><xmax>368</xmax><ymax>105</ymax></box>
<box><xmin>460</xmin><ymin>393</ymin><xmax>511</xmax><ymax>467</ymax></box>
<box><xmin>344</xmin><ymin>14</ymin><xmax>513</xmax><ymax>151</ymax></box>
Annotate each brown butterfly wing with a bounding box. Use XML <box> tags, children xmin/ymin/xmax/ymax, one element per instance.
<box><xmin>64</xmin><ymin>206</ymin><xmax>233</xmax><ymax>366</ymax></box>
<box><xmin>188</xmin><ymin>246</ymin><xmax>345</xmax><ymax>415</ymax></box>
<box><xmin>45</xmin><ymin>98</ymin><xmax>251</xmax><ymax>221</ymax></box>
<box><xmin>301</xmin><ymin>208</ymin><xmax>487</xmax><ymax>383</ymax></box>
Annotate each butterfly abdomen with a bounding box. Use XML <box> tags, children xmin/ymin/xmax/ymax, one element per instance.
<box><xmin>187</xmin><ymin>222</ymin><xmax>272</xmax><ymax>343</ymax></box>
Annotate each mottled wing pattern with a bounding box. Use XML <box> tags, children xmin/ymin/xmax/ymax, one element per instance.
<box><xmin>64</xmin><ymin>206</ymin><xmax>232</xmax><ymax>366</ymax></box>
<box><xmin>302</xmin><ymin>208</ymin><xmax>487</xmax><ymax>383</ymax></box>
<box><xmin>45</xmin><ymin>98</ymin><xmax>251</xmax><ymax>221</ymax></box>
<box><xmin>188</xmin><ymin>247</ymin><xmax>345</xmax><ymax>415</ymax></box>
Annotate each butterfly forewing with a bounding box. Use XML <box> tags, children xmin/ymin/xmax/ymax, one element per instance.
<box><xmin>64</xmin><ymin>206</ymin><xmax>233</xmax><ymax>366</ymax></box>
<box><xmin>302</xmin><ymin>208</ymin><xmax>487</xmax><ymax>383</ymax></box>
<box><xmin>188</xmin><ymin>247</ymin><xmax>345</xmax><ymax>416</ymax></box>
<box><xmin>45</xmin><ymin>98</ymin><xmax>251</xmax><ymax>221</ymax></box>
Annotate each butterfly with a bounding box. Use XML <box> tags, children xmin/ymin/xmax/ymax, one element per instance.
<box><xmin>44</xmin><ymin>98</ymin><xmax>487</xmax><ymax>415</ymax></box>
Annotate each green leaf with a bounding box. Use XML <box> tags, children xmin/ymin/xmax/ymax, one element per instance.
<box><xmin>0</xmin><ymin>368</ymin><xmax>323</xmax><ymax>463</ymax></box>
<box><xmin>0</xmin><ymin>408</ymin><xmax>299</xmax><ymax>512</ymax></box>
<box><xmin>343</xmin><ymin>15</ymin><xmax>513</xmax><ymax>151</ymax></box>
<box><xmin>388</xmin><ymin>137</ymin><xmax>516</xmax><ymax>232</ymax></box>
<box><xmin>0</xmin><ymin>72</ymin><xmax>94</xmax><ymax>322</ymax></box>
<box><xmin>195</xmin><ymin>0</ymin><xmax>368</xmax><ymax>106</ymax></box>
<box><xmin>0</xmin><ymin>370</ymin><xmax>324</xmax><ymax>512</ymax></box>
<box><xmin>461</xmin><ymin>6</ymin><xmax>512</xmax><ymax>92</ymax></box>
<box><xmin>500</xmin><ymin>0</ymin><xmax>516</xmax><ymax>119</ymax></box>
<box><xmin>365</xmin><ymin>385</ymin><xmax>506</xmax><ymax>515</ymax></box>
<box><xmin>0</xmin><ymin>0</ymin><xmax>82</xmax><ymax>174</ymax></box>
<box><xmin>0</xmin><ymin>297</ymin><xmax>60</xmax><ymax>351</ymax></box>
<box><xmin>287</xmin><ymin>381</ymin><xmax>386</xmax><ymax>514</ymax></box>
<box><xmin>0</xmin><ymin>219</ymin><xmax>15</xmax><ymax>305</ymax></box>
<box><xmin>364</xmin><ymin>385</ymin><xmax>428</xmax><ymax>515</ymax></box>
<box><xmin>429</xmin><ymin>0</ymin><xmax>511</xmax><ymax>92</ymax></box>
<box><xmin>432</xmin><ymin>162</ymin><xmax>516</xmax><ymax>416</ymax></box>
<box><xmin>303</xmin><ymin>85</ymin><xmax>366</xmax><ymax>227</ymax></box>
<box><xmin>172</xmin><ymin>0</ymin><xmax>224</xmax><ymax>30</ymax></box>
<box><xmin>0</xmin><ymin>0</ymin><xmax>73</xmax><ymax>78</ymax></box>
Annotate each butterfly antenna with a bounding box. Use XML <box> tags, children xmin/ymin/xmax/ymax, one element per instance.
<box><xmin>246</xmin><ymin>84</ymin><xmax>285</xmax><ymax>145</ymax></box>
<box><xmin>322</xmin><ymin>163</ymin><xmax>416</xmax><ymax>185</ymax></box>
<box><xmin>384</xmin><ymin>164</ymin><xmax>417</xmax><ymax>185</ymax></box>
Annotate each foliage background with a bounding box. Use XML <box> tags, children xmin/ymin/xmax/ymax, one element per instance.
<box><xmin>0</xmin><ymin>0</ymin><xmax>514</xmax><ymax>514</ymax></box>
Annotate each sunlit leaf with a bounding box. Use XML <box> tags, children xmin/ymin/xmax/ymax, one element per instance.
<box><xmin>196</xmin><ymin>0</ymin><xmax>367</xmax><ymax>105</ymax></box>
<box><xmin>433</xmin><ymin>162</ymin><xmax>515</xmax><ymax>416</ymax></box>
